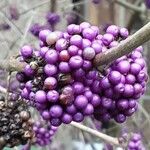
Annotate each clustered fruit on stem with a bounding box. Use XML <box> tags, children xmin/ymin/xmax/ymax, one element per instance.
<box><xmin>127</xmin><ymin>133</ymin><xmax>145</xmax><ymax>150</ymax></box>
<box><xmin>32</xmin><ymin>121</ymin><xmax>58</xmax><ymax>146</ymax></box>
<box><xmin>120</xmin><ymin>132</ymin><xmax>146</xmax><ymax>150</ymax></box>
<box><xmin>0</xmin><ymin>20</ymin><xmax>149</xmax><ymax>149</ymax></box>
<box><xmin>15</xmin><ymin>22</ymin><xmax>148</xmax><ymax>129</ymax></box>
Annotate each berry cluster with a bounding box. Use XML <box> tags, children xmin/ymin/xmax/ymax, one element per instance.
<box><xmin>127</xmin><ymin>133</ymin><xmax>145</xmax><ymax>150</ymax></box>
<box><xmin>33</xmin><ymin>121</ymin><xmax>57</xmax><ymax>146</ymax></box>
<box><xmin>17</xmin><ymin>22</ymin><xmax>148</xmax><ymax>127</ymax></box>
<box><xmin>0</xmin><ymin>95</ymin><xmax>33</xmax><ymax>149</ymax></box>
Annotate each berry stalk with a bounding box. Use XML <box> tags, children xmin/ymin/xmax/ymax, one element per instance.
<box><xmin>70</xmin><ymin>121</ymin><xmax>120</xmax><ymax>146</ymax></box>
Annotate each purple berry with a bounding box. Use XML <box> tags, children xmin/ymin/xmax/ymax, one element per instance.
<box><xmin>83</xmin><ymin>47</ymin><xmax>96</xmax><ymax>60</ymax></box>
<box><xmin>44</xmin><ymin>77</ymin><xmax>57</xmax><ymax>90</ymax></box>
<box><xmin>49</xmin><ymin>105</ymin><xmax>63</xmax><ymax>118</ymax></box>
<box><xmin>69</xmin><ymin>56</ymin><xmax>83</xmax><ymax>69</ymax></box>
<box><xmin>74</xmin><ymin>95</ymin><xmax>88</xmax><ymax>109</ymax></box>
<box><xmin>73</xmin><ymin>82</ymin><xmax>84</xmax><ymax>94</ymax></box>
<box><xmin>62</xmin><ymin>113</ymin><xmax>72</xmax><ymax>124</ymax></box>
<box><xmin>35</xmin><ymin>90</ymin><xmax>47</xmax><ymax>103</ymax></box>
<box><xmin>73</xmin><ymin>112</ymin><xmax>84</xmax><ymax>122</ymax></box>
<box><xmin>106</xmin><ymin>25</ymin><xmax>119</xmax><ymax>37</ymax></box>
<box><xmin>117</xmin><ymin>60</ymin><xmax>130</xmax><ymax>74</ymax></box>
<box><xmin>39</xmin><ymin>29</ymin><xmax>51</xmax><ymax>42</ymax></box>
<box><xmin>108</xmin><ymin>71</ymin><xmax>121</xmax><ymax>85</ymax></box>
<box><xmin>47</xmin><ymin>90</ymin><xmax>59</xmax><ymax>103</ymax></box>
<box><xmin>21</xmin><ymin>45</ymin><xmax>33</xmax><ymax>58</ymax></box>
<box><xmin>44</xmin><ymin>64</ymin><xmax>57</xmax><ymax>76</ymax></box>
<box><xmin>45</xmin><ymin>50</ymin><xmax>58</xmax><ymax>64</ymax></box>
<box><xmin>70</xmin><ymin>35</ymin><xmax>82</xmax><ymax>47</ymax></box>
<box><xmin>82</xmin><ymin>28</ymin><xmax>96</xmax><ymax>40</ymax></box>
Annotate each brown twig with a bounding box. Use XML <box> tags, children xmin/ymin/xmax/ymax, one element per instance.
<box><xmin>50</xmin><ymin>0</ymin><xmax>56</xmax><ymax>12</ymax></box>
<box><xmin>50</xmin><ymin>0</ymin><xmax>57</xmax><ymax>30</ymax></box>
<box><xmin>94</xmin><ymin>22</ymin><xmax>150</xmax><ymax>67</ymax></box>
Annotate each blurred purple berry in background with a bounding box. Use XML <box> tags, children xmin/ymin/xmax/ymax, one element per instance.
<box><xmin>127</xmin><ymin>133</ymin><xmax>145</xmax><ymax>150</ymax></box>
<box><xmin>0</xmin><ymin>23</ymin><xmax>11</xmax><ymax>30</ymax></box>
<box><xmin>9</xmin><ymin>5</ymin><xmax>19</xmax><ymax>20</ymax></box>
<box><xmin>145</xmin><ymin>0</ymin><xmax>150</xmax><ymax>8</ymax></box>
<box><xmin>46</xmin><ymin>12</ymin><xmax>60</xmax><ymax>26</ymax></box>
<box><xmin>92</xmin><ymin>0</ymin><xmax>101</xmax><ymax>4</ymax></box>
<box><xmin>30</xmin><ymin>23</ymin><xmax>51</xmax><ymax>37</ymax></box>
<box><xmin>66</xmin><ymin>12</ymin><xmax>79</xmax><ymax>25</ymax></box>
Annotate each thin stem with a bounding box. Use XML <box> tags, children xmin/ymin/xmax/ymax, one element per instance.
<box><xmin>5</xmin><ymin>72</ymin><xmax>11</xmax><ymax>105</ymax></box>
<box><xmin>20</xmin><ymin>0</ymin><xmax>50</xmax><ymax>15</ymax></box>
<box><xmin>114</xmin><ymin>0</ymin><xmax>144</xmax><ymax>13</ymax></box>
<box><xmin>94</xmin><ymin>22</ymin><xmax>150</xmax><ymax>66</ymax></box>
<box><xmin>138</xmin><ymin>104</ymin><xmax>150</xmax><ymax>125</ymax></box>
<box><xmin>50</xmin><ymin>0</ymin><xmax>57</xmax><ymax>31</ymax></box>
<box><xmin>70</xmin><ymin>121</ymin><xmax>120</xmax><ymax>147</ymax></box>
<box><xmin>50</xmin><ymin>0</ymin><xmax>56</xmax><ymax>12</ymax></box>
<box><xmin>0</xmin><ymin>12</ymin><xmax>23</xmax><ymax>36</ymax></box>
<box><xmin>20</xmin><ymin>11</ymin><xmax>35</xmax><ymax>47</ymax></box>
<box><xmin>10</xmin><ymin>37</ymin><xmax>20</xmax><ymax>50</ymax></box>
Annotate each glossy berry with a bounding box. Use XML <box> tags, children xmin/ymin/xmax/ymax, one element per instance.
<box><xmin>20</xmin><ymin>45</ymin><xmax>33</xmax><ymax>58</ymax></box>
